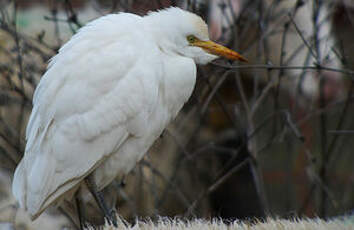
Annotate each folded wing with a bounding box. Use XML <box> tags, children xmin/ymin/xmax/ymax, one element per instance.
<box><xmin>12</xmin><ymin>13</ymin><xmax>160</xmax><ymax>219</ymax></box>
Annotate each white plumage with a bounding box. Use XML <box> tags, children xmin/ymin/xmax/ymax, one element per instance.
<box><xmin>12</xmin><ymin>7</ymin><xmax>246</xmax><ymax>220</ymax></box>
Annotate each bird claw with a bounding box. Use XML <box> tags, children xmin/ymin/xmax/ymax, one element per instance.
<box><xmin>104</xmin><ymin>209</ymin><xmax>118</xmax><ymax>227</ymax></box>
<box><xmin>81</xmin><ymin>222</ymin><xmax>91</xmax><ymax>230</ymax></box>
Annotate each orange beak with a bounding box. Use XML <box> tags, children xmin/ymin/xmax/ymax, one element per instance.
<box><xmin>193</xmin><ymin>40</ymin><xmax>248</xmax><ymax>62</ymax></box>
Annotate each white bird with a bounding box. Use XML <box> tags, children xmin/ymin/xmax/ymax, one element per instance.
<box><xmin>12</xmin><ymin>7</ymin><xmax>246</xmax><ymax>227</ymax></box>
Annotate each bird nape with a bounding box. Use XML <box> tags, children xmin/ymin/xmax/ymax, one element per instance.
<box><xmin>12</xmin><ymin>6</ymin><xmax>247</xmax><ymax>229</ymax></box>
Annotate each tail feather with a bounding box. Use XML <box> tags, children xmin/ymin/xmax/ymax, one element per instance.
<box><xmin>12</xmin><ymin>160</ymin><xmax>27</xmax><ymax>210</ymax></box>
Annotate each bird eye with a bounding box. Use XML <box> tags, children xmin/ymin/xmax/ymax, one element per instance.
<box><xmin>187</xmin><ymin>35</ymin><xmax>196</xmax><ymax>43</ymax></box>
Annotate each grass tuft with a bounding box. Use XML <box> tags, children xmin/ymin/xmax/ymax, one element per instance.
<box><xmin>85</xmin><ymin>216</ymin><xmax>354</xmax><ymax>230</ymax></box>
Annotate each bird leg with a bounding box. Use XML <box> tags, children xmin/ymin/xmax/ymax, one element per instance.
<box><xmin>75</xmin><ymin>190</ymin><xmax>88</xmax><ymax>230</ymax></box>
<box><xmin>85</xmin><ymin>175</ymin><xmax>118</xmax><ymax>227</ymax></box>
<box><xmin>120</xmin><ymin>175</ymin><xmax>126</xmax><ymax>188</ymax></box>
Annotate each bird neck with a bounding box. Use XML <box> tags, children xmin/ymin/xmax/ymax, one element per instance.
<box><xmin>160</xmin><ymin>54</ymin><xmax>197</xmax><ymax>117</ymax></box>
<box><xmin>143</xmin><ymin>16</ymin><xmax>181</xmax><ymax>57</ymax></box>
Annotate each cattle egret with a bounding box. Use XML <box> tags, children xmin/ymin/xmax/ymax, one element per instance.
<box><xmin>12</xmin><ymin>7</ymin><xmax>247</xmax><ymax>227</ymax></box>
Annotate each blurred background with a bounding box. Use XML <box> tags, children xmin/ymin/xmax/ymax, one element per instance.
<box><xmin>0</xmin><ymin>0</ymin><xmax>354</xmax><ymax>229</ymax></box>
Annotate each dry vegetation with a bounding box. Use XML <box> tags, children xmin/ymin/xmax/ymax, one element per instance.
<box><xmin>94</xmin><ymin>216</ymin><xmax>354</xmax><ymax>230</ymax></box>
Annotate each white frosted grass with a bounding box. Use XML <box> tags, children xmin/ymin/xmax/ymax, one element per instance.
<box><xmin>87</xmin><ymin>216</ymin><xmax>353</xmax><ymax>230</ymax></box>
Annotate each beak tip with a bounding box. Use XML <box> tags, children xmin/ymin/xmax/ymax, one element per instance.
<box><xmin>232</xmin><ymin>54</ymin><xmax>248</xmax><ymax>63</ymax></box>
<box><xmin>239</xmin><ymin>56</ymin><xmax>248</xmax><ymax>63</ymax></box>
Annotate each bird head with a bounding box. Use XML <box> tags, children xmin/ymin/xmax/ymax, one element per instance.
<box><xmin>146</xmin><ymin>7</ymin><xmax>247</xmax><ymax>65</ymax></box>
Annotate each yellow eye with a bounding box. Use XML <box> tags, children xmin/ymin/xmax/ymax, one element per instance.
<box><xmin>187</xmin><ymin>35</ymin><xmax>197</xmax><ymax>43</ymax></box>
